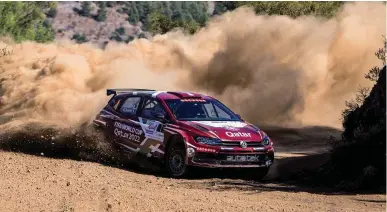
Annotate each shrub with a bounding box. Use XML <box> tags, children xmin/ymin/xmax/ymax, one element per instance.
<box><xmin>72</xmin><ymin>33</ymin><xmax>88</xmax><ymax>44</ymax></box>
<box><xmin>330</xmin><ymin>40</ymin><xmax>386</xmax><ymax>191</ymax></box>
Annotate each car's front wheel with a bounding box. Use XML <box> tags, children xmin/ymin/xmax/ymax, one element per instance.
<box><xmin>165</xmin><ymin>142</ymin><xmax>188</xmax><ymax>178</ymax></box>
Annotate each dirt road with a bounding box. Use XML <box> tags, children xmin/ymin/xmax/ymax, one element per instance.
<box><xmin>0</xmin><ymin>126</ymin><xmax>385</xmax><ymax>212</ymax></box>
<box><xmin>0</xmin><ymin>151</ymin><xmax>385</xmax><ymax>212</ymax></box>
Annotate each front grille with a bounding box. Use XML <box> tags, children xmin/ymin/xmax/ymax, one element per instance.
<box><xmin>193</xmin><ymin>153</ymin><xmax>268</xmax><ymax>165</ymax></box>
<box><xmin>220</xmin><ymin>141</ymin><xmax>263</xmax><ymax>147</ymax></box>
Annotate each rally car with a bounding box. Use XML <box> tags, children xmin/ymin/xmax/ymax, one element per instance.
<box><xmin>93</xmin><ymin>89</ymin><xmax>275</xmax><ymax>178</ymax></box>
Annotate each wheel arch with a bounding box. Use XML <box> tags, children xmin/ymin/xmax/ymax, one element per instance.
<box><xmin>165</xmin><ymin>134</ymin><xmax>186</xmax><ymax>154</ymax></box>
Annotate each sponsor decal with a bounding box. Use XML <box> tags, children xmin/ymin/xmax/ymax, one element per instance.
<box><xmin>226</xmin><ymin>155</ymin><xmax>260</xmax><ymax>162</ymax></box>
<box><xmin>181</xmin><ymin>99</ymin><xmax>206</xmax><ymax>102</ymax></box>
<box><xmin>225</xmin><ymin>131</ymin><xmax>252</xmax><ymax>138</ymax></box>
<box><xmin>147</xmin><ymin>120</ymin><xmax>159</xmax><ymax>131</ymax></box>
<box><xmin>138</xmin><ymin>118</ymin><xmax>164</xmax><ymax>142</ymax></box>
<box><xmin>223</xmin><ymin>126</ymin><xmax>239</xmax><ymax>131</ymax></box>
<box><xmin>114</xmin><ymin>122</ymin><xmax>143</xmax><ymax>135</ymax></box>
<box><xmin>121</xmin><ymin>106</ymin><xmax>136</xmax><ymax>113</ymax></box>
<box><xmin>192</xmin><ymin>121</ymin><xmax>247</xmax><ymax>128</ymax></box>
<box><xmin>114</xmin><ymin>128</ymin><xmax>141</xmax><ymax>142</ymax></box>
<box><xmin>113</xmin><ymin>122</ymin><xmax>143</xmax><ymax>142</ymax></box>
<box><xmin>196</xmin><ymin>147</ymin><xmax>216</xmax><ymax>153</ymax></box>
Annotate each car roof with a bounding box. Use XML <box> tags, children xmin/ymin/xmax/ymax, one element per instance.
<box><xmin>110</xmin><ymin>89</ymin><xmax>213</xmax><ymax>100</ymax></box>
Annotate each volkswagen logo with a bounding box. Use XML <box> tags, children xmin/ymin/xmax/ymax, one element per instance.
<box><xmin>240</xmin><ymin>141</ymin><xmax>247</xmax><ymax>148</ymax></box>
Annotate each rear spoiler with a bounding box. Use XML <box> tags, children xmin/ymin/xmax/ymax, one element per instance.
<box><xmin>106</xmin><ymin>88</ymin><xmax>156</xmax><ymax>96</ymax></box>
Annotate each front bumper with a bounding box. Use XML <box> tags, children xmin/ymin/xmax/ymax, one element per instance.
<box><xmin>187</xmin><ymin>151</ymin><xmax>275</xmax><ymax>168</ymax></box>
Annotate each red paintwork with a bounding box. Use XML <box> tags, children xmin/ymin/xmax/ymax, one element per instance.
<box><xmin>94</xmin><ymin>90</ymin><xmax>274</xmax><ymax>169</ymax></box>
<box><xmin>182</xmin><ymin>121</ymin><xmax>263</xmax><ymax>141</ymax></box>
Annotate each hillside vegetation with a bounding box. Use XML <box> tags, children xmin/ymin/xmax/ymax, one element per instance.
<box><xmin>0</xmin><ymin>2</ymin><xmax>56</xmax><ymax>43</ymax></box>
<box><xmin>0</xmin><ymin>1</ymin><xmax>345</xmax><ymax>43</ymax></box>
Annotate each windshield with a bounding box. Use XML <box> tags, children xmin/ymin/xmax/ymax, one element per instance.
<box><xmin>165</xmin><ymin>99</ymin><xmax>241</xmax><ymax>121</ymax></box>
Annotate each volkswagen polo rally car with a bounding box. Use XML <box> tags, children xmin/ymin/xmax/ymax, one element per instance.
<box><xmin>93</xmin><ymin>89</ymin><xmax>275</xmax><ymax>178</ymax></box>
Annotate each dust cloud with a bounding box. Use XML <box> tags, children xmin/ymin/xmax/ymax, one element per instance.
<box><xmin>0</xmin><ymin>2</ymin><xmax>385</xmax><ymax>135</ymax></box>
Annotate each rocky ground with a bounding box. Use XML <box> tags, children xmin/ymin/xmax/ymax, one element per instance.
<box><xmin>0</xmin><ymin>126</ymin><xmax>385</xmax><ymax>212</ymax></box>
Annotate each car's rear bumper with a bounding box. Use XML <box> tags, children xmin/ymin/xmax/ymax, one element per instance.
<box><xmin>187</xmin><ymin>151</ymin><xmax>274</xmax><ymax>168</ymax></box>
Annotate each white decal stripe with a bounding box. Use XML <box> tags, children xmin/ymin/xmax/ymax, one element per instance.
<box><xmin>103</xmin><ymin>109</ymin><xmax>143</xmax><ymax>125</ymax></box>
<box><xmin>208</xmin><ymin>130</ymin><xmax>220</xmax><ymax>138</ymax></box>
<box><xmin>149</xmin><ymin>144</ymin><xmax>165</xmax><ymax>154</ymax></box>
<box><xmin>117</xmin><ymin>143</ymin><xmax>140</xmax><ymax>152</ymax></box>
<box><xmin>140</xmin><ymin>137</ymin><xmax>148</xmax><ymax>146</ymax></box>
<box><xmin>164</xmin><ymin>129</ymin><xmax>177</xmax><ymax>135</ymax></box>
<box><xmin>187</xmin><ymin>143</ymin><xmax>196</xmax><ymax>148</ymax></box>
<box><xmin>152</xmin><ymin>91</ymin><xmax>166</xmax><ymax>97</ymax></box>
<box><xmin>185</xmin><ymin>92</ymin><xmax>194</xmax><ymax>96</ymax></box>
<box><xmin>192</xmin><ymin>121</ymin><xmax>248</xmax><ymax>128</ymax></box>
<box><xmin>257</xmin><ymin>131</ymin><xmax>262</xmax><ymax>140</ymax></box>
<box><xmin>101</xmin><ymin>109</ymin><xmax>117</xmax><ymax>117</ymax></box>
<box><xmin>93</xmin><ymin>120</ymin><xmax>106</xmax><ymax>126</ymax></box>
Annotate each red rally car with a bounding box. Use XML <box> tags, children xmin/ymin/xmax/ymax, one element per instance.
<box><xmin>93</xmin><ymin>89</ymin><xmax>275</xmax><ymax>178</ymax></box>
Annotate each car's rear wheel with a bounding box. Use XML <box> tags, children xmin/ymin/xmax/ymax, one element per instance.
<box><xmin>165</xmin><ymin>142</ymin><xmax>188</xmax><ymax>178</ymax></box>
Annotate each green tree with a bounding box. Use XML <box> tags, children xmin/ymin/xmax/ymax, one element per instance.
<box><xmin>148</xmin><ymin>12</ymin><xmax>199</xmax><ymax>35</ymax></box>
<box><xmin>46</xmin><ymin>7</ymin><xmax>57</xmax><ymax>18</ymax></box>
<box><xmin>236</xmin><ymin>1</ymin><xmax>343</xmax><ymax>18</ymax></box>
<box><xmin>80</xmin><ymin>2</ymin><xmax>91</xmax><ymax>17</ymax></box>
<box><xmin>213</xmin><ymin>1</ymin><xmax>237</xmax><ymax>15</ymax></box>
<box><xmin>137</xmin><ymin>33</ymin><xmax>146</xmax><ymax>39</ymax></box>
<box><xmin>116</xmin><ymin>27</ymin><xmax>125</xmax><ymax>35</ymax></box>
<box><xmin>95</xmin><ymin>2</ymin><xmax>107</xmax><ymax>22</ymax></box>
<box><xmin>126</xmin><ymin>35</ymin><xmax>134</xmax><ymax>43</ymax></box>
<box><xmin>72</xmin><ymin>33</ymin><xmax>88</xmax><ymax>44</ymax></box>
<box><xmin>127</xmin><ymin>6</ymin><xmax>140</xmax><ymax>25</ymax></box>
<box><xmin>109</xmin><ymin>27</ymin><xmax>126</xmax><ymax>42</ymax></box>
<box><xmin>148</xmin><ymin>12</ymin><xmax>173</xmax><ymax>34</ymax></box>
<box><xmin>0</xmin><ymin>2</ymin><xmax>56</xmax><ymax>43</ymax></box>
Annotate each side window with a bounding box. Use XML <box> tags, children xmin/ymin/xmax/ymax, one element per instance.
<box><xmin>204</xmin><ymin>103</ymin><xmax>217</xmax><ymax>118</ymax></box>
<box><xmin>141</xmin><ymin>99</ymin><xmax>167</xmax><ymax>118</ymax></box>
<box><xmin>119</xmin><ymin>97</ymin><xmax>141</xmax><ymax>116</ymax></box>
<box><xmin>214</xmin><ymin>104</ymin><xmax>231</xmax><ymax>119</ymax></box>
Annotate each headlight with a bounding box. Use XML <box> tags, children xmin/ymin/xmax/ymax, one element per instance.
<box><xmin>262</xmin><ymin>136</ymin><xmax>270</xmax><ymax>146</ymax></box>
<box><xmin>195</xmin><ymin>136</ymin><xmax>222</xmax><ymax>145</ymax></box>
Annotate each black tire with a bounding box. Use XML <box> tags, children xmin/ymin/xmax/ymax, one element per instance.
<box><xmin>165</xmin><ymin>142</ymin><xmax>188</xmax><ymax>178</ymax></box>
<box><xmin>252</xmin><ymin>167</ymin><xmax>270</xmax><ymax>180</ymax></box>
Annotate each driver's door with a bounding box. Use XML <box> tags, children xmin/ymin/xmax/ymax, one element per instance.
<box><xmin>136</xmin><ymin>97</ymin><xmax>169</xmax><ymax>158</ymax></box>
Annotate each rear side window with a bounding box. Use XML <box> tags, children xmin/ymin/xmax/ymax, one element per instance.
<box><xmin>108</xmin><ymin>97</ymin><xmax>120</xmax><ymax>110</ymax></box>
<box><xmin>119</xmin><ymin>97</ymin><xmax>141</xmax><ymax>116</ymax></box>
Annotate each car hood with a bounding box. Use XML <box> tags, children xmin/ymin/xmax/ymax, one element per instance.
<box><xmin>183</xmin><ymin>120</ymin><xmax>264</xmax><ymax>141</ymax></box>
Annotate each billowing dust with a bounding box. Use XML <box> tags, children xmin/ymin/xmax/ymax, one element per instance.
<box><xmin>0</xmin><ymin>2</ymin><xmax>385</xmax><ymax>135</ymax></box>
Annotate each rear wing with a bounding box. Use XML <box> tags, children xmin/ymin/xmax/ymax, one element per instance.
<box><xmin>106</xmin><ymin>88</ymin><xmax>156</xmax><ymax>96</ymax></box>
